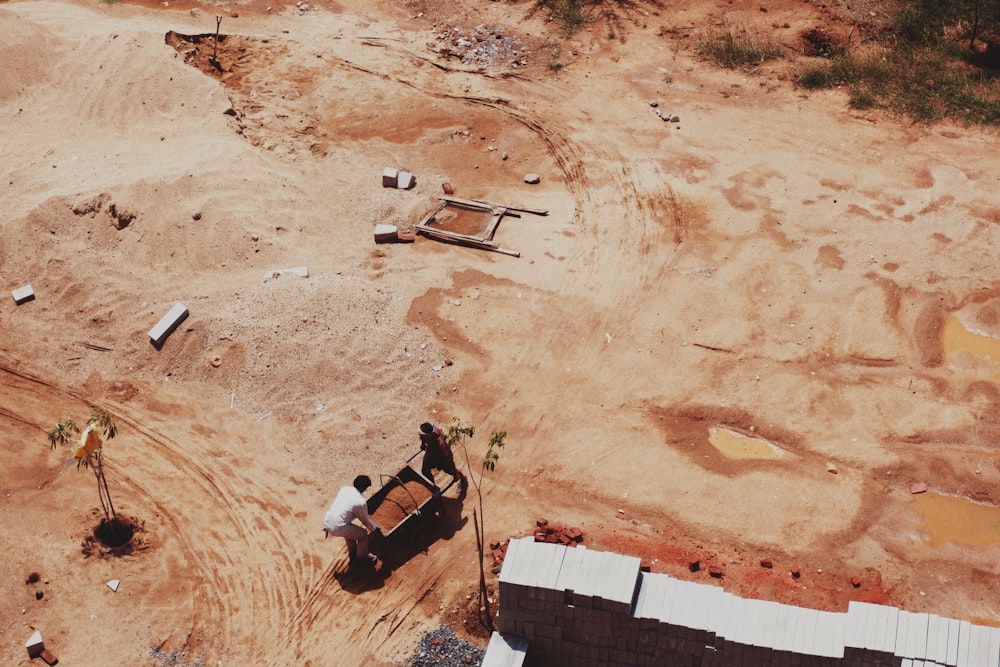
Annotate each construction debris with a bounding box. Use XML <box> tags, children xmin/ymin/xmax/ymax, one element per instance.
<box><xmin>415</xmin><ymin>195</ymin><xmax>547</xmax><ymax>257</ymax></box>
<box><xmin>374</xmin><ymin>224</ymin><xmax>399</xmax><ymax>243</ymax></box>
<box><xmin>382</xmin><ymin>167</ymin><xmax>398</xmax><ymax>187</ymax></box>
<box><xmin>397</xmin><ymin>170</ymin><xmax>415</xmax><ymax>190</ymax></box>
<box><xmin>26</xmin><ymin>630</ymin><xmax>44</xmax><ymax>659</ymax></box>
<box><xmin>12</xmin><ymin>284</ymin><xmax>34</xmax><ymax>304</ymax></box>
<box><xmin>263</xmin><ymin>266</ymin><xmax>308</xmax><ymax>282</ymax></box>
<box><xmin>148</xmin><ymin>302</ymin><xmax>188</xmax><ymax>348</ymax></box>
<box><xmin>381</xmin><ymin>167</ymin><xmax>416</xmax><ymax>189</ymax></box>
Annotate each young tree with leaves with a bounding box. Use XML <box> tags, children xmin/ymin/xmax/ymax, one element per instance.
<box><xmin>448</xmin><ymin>418</ymin><xmax>507</xmax><ymax>632</ymax></box>
<box><xmin>48</xmin><ymin>411</ymin><xmax>118</xmax><ymax>522</ymax></box>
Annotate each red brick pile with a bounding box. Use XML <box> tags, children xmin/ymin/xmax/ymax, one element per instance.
<box><xmin>489</xmin><ymin>520</ymin><xmax>586</xmax><ymax>575</ymax></box>
<box><xmin>532</xmin><ymin>518</ymin><xmax>585</xmax><ymax>546</ymax></box>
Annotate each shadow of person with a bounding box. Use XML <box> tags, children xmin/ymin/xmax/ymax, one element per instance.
<box><xmin>333</xmin><ymin>557</ymin><xmax>390</xmax><ymax>594</ymax></box>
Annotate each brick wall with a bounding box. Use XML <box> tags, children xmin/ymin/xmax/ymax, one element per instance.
<box><xmin>488</xmin><ymin>537</ymin><xmax>999</xmax><ymax>667</ymax></box>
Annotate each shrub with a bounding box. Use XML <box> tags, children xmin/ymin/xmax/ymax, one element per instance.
<box><xmin>697</xmin><ymin>26</ymin><xmax>783</xmax><ymax>69</ymax></box>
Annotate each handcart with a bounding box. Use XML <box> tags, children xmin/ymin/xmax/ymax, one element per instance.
<box><xmin>365</xmin><ymin>452</ymin><xmax>457</xmax><ymax>558</ymax></box>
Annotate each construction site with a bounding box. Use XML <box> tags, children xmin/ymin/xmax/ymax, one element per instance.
<box><xmin>2</xmin><ymin>0</ymin><xmax>1000</xmax><ymax>664</ymax></box>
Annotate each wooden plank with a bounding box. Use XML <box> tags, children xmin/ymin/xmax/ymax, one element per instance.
<box><xmin>416</xmin><ymin>200</ymin><xmax>448</xmax><ymax>227</ymax></box>
<box><xmin>440</xmin><ymin>195</ymin><xmax>548</xmax><ymax>216</ymax></box>
<box><xmin>417</xmin><ymin>226</ymin><xmax>520</xmax><ymax>257</ymax></box>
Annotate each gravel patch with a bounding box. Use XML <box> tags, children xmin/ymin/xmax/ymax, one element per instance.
<box><xmin>406</xmin><ymin>625</ymin><xmax>486</xmax><ymax>667</ymax></box>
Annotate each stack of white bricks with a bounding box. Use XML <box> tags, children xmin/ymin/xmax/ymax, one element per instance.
<box><xmin>489</xmin><ymin>537</ymin><xmax>1000</xmax><ymax>667</ymax></box>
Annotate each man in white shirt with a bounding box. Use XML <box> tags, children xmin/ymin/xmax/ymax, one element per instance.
<box><xmin>323</xmin><ymin>475</ymin><xmax>381</xmax><ymax>568</ymax></box>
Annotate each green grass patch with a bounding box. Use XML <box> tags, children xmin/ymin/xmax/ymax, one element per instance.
<box><xmin>797</xmin><ymin>46</ymin><xmax>1000</xmax><ymax>125</ymax></box>
<box><xmin>535</xmin><ymin>0</ymin><xmax>599</xmax><ymax>36</ymax></box>
<box><xmin>696</xmin><ymin>26</ymin><xmax>783</xmax><ymax>69</ymax></box>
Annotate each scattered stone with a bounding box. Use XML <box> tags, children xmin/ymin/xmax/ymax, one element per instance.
<box><xmin>760</xmin><ymin>558</ymin><xmax>773</xmax><ymax>569</ymax></box>
<box><xmin>851</xmin><ymin>575</ymin><xmax>862</xmax><ymax>588</ymax></box>
<box><xmin>408</xmin><ymin>625</ymin><xmax>485</xmax><ymax>667</ymax></box>
<box><xmin>148</xmin><ymin>302</ymin><xmax>188</xmax><ymax>348</ymax></box>
<box><xmin>827</xmin><ymin>462</ymin><xmax>838</xmax><ymax>474</ymax></box>
<box><xmin>790</xmin><ymin>566</ymin><xmax>801</xmax><ymax>579</ymax></box>
<box><xmin>650</xmin><ymin>100</ymin><xmax>659</xmax><ymax>107</ymax></box>
<box><xmin>191</xmin><ymin>211</ymin><xmax>202</xmax><ymax>220</ymax></box>
<box><xmin>40</xmin><ymin>649</ymin><xmax>59</xmax><ymax>666</ymax></box>
<box><xmin>688</xmin><ymin>559</ymin><xmax>700</xmax><ymax>573</ymax></box>
<box><xmin>107</xmin><ymin>579</ymin><xmax>120</xmax><ymax>592</ymax></box>
<box><xmin>12</xmin><ymin>284</ymin><xmax>34</xmax><ymax>305</ymax></box>
<box><xmin>909</xmin><ymin>482</ymin><xmax>928</xmax><ymax>494</ymax></box>
<box><xmin>640</xmin><ymin>559</ymin><xmax>652</xmax><ymax>572</ymax></box>
<box><xmin>709</xmin><ymin>566</ymin><xmax>723</xmax><ymax>578</ymax></box>
<box><xmin>524</xmin><ymin>173</ymin><xmax>540</xmax><ymax>184</ymax></box>
<box><xmin>35</xmin><ymin>589</ymin><xmax>43</xmax><ymax>600</ymax></box>
<box><xmin>108</xmin><ymin>203</ymin><xmax>136</xmax><ymax>230</ymax></box>
<box><xmin>670</xmin><ymin>115</ymin><xmax>680</xmax><ymax>123</ymax></box>
<box><xmin>536</xmin><ymin>518</ymin><xmax>548</xmax><ymax>528</ymax></box>
<box><xmin>397</xmin><ymin>170</ymin><xmax>416</xmax><ymax>190</ymax></box>
<box><xmin>381</xmin><ymin>167</ymin><xmax>399</xmax><ymax>188</ymax></box>
<box><xmin>442</xmin><ymin>182</ymin><xmax>454</xmax><ymax>195</ymax></box>
<box><xmin>210</xmin><ymin>356</ymin><xmax>222</xmax><ymax>368</ymax></box>
<box><xmin>374</xmin><ymin>224</ymin><xmax>399</xmax><ymax>244</ymax></box>
<box><xmin>25</xmin><ymin>572</ymin><xmax>40</xmax><ymax>584</ymax></box>
<box><xmin>263</xmin><ymin>266</ymin><xmax>309</xmax><ymax>282</ymax></box>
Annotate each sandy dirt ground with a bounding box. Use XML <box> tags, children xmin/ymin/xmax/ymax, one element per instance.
<box><xmin>3</xmin><ymin>0</ymin><xmax>1000</xmax><ymax>664</ymax></box>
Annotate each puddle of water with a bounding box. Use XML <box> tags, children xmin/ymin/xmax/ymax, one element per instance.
<box><xmin>942</xmin><ymin>313</ymin><xmax>1000</xmax><ymax>381</ymax></box>
<box><xmin>708</xmin><ymin>426</ymin><xmax>786</xmax><ymax>460</ymax></box>
<box><xmin>914</xmin><ymin>492</ymin><xmax>1000</xmax><ymax>547</ymax></box>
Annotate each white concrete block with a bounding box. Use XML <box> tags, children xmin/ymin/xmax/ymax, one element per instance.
<box><xmin>882</xmin><ymin>605</ymin><xmax>901</xmax><ymax>654</ymax></box>
<box><xmin>12</xmin><ymin>284</ymin><xmax>34</xmax><ymax>304</ymax></box>
<box><xmin>967</xmin><ymin>623</ymin><xmax>991</xmax><ymax>667</ymax></box>
<box><xmin>927</xmin><ymin>614</ymin><xmax>947</xmax><ymax>664</ymax></box>
<box><xmin>957</xmin><ymin>620</ymin><xmax>972</xmax><ymax>666</ymax></box>
<box><xmin>945</xmin><ymin>617</ymin><xmax>960</xmax><ymax>666</ymax></box>
<box><xmin>26</xmin><ymin>630</ymin><xmax>44</xmax><ymax>659</ymax></box>
<box><xmin>374</xmin><ymin>224</ymin><xmax>399</xmax><ymax>244</ymax></box>
<box><xmin>148</xmin><ymin>302</ymin><xmax>188</xmax><ymax>347</ymax></box>
<box><xmin>988</xmin><ymin>625</ymin><xmax>1000</xmax><ymax>667</ymax></box>
<box><xmin>908</xmin><ymin>612</ymin><xmax>929</xmax><ymax>658</ymax></box>
<box><xmin>381</xmin><ymin>167</ymin><xmax>398</xmax><ymax>188</ymax></box>
<box><xmin>481</xmin><ymin>631</ymin><xmax>528</xmax><ymax>667</ymax></box>
<box><xmin>396</xmin><ymin>170</ymin><xmax>415</xmax><ymax>190</ymax></box>
<box><xmin>845</xmin><ymin>600</ymin><xmax>869</xmax><ymax>649</ymax></box>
